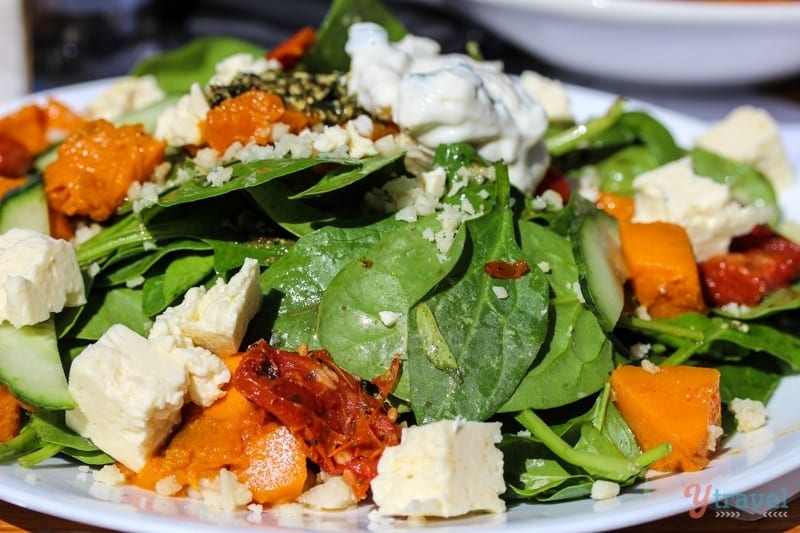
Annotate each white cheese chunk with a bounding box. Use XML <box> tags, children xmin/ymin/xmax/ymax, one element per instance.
<box><xmin>154</xmin><ymin>83</ymin><xmax>210</xmax><ymax>147</ymax></box>
<box><xmin>520</xmin><ymin>70</ymin><xmax>573</xmax><ymax>123</ymax></box>
<box><xmin>728</xmin><ymin>397</ymin><xmax>767</xmax><ymax>433</ymax></box>
<box><xmin>0</xmin><ymin>228</ymin><xmax>85</xmax><ymax>327</ymax></box>
<box><xmin>85</xmin><ymin>75</ymin><xmax>165</xmax><ymax>121</ymax></box>
<box><xmin>370</xmin><ymin>419</ymin><xmax>505</xmax><ymax>518</ymax></box>
<box><xmin>297</xmin><ymin>475</ymin><xmax>357</xmax><ymax>510</ymax></box>
<box><xmin>695</xmin><ymin>106</ymin><xmax>794</xmax><ymax>190</ymax></box>
<box><xmin>66</xmin><ymin>324</ymin><xmax>189</xmax><ymax>472</ymax></box>
<box><xmin>632</xmin><ymin>157</ymin><xmax>773</xmax><ymax>261</ymax></box>
<box><xmin>160</xmin><ymin>257</ymin><xmax>262</xmax><ymax>357</ymax></box>
<box><xmin>590</xmin><ymin>480</ymin><xmax>620</xmax><ymax>501</ymax></box>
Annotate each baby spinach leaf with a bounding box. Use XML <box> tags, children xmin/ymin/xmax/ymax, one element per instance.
<box><xmin>717</xmin><ymin>357</ymin><xmax>783</xmax><ymax>405</ymax></box>
<box><xmin>94</xmin><ymin>239</ymin><xmax>211</xmax><ymax>288</ymax></box>
<box><xmin>158</xmin><ymin>157</ymin><xmax>351</xmax><ymax>207</ymax></box>
<box><xmin>130</xmin><ymin>36</ymin><xmax>266</xmax><ymax>94</ymax></box>
<box><xmin>501</xmin><ymin>221</ymin><xmax>613</xmax><ymax>411</ymax></box>
<box><xmin>141</xmin><ymin>254</ymin><xmax>215</xmax><ymax>316</ymax></box>
<box><xmin>289</xmin><ymin>152</ymin><xmax>405</xmax><ymax>198</ymax></box>
<box><xmin>317</xmin><ymin>215</ymin><xmax>466</xmax><ymax>398</ymax></box>
<box><xmin>414</xmin><ymin>302</ymin><xmax>461</xmax><ymax>381</ymax></box>
<box><xmin>595</xmin><ymin>145</ymin><xmax>659</xmax><ymax>195</ymax></box>
<box><xmin>407</xmin><ymin>165</ymin><xmax>550</xmax><ymax>422</ymax></box>
<box><xmin>203</xmin><ymin>238</ymin><xmax>291</xmax><ymax>274</ymax></box>
<box><xmin>69</xmin><ymin>287</ymin><xmax>153</xmax><ymax>340</ymax></box>
<box><xmin>248</xmin><ymin>179</ymin><xmax>341</xmax><ymax>237</ymax></box>
<box><xmin>261</xmin><ymin>216</ymin><xmax>403</xmax><ymax>349</ymax></box>
<box><xmin>691</xmin><ymin>148</ymin><xmax>779</xmax><ymax>223</ymax></box>
<box><xmin>302</xmin><ymin>0</ymin><xmax>407</xmax><ymax>74</ymax></box>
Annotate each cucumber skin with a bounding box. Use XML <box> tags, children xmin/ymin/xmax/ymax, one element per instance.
<box><xmin>572</xmin><ymin>208</ymin><xmax>626</xmax><ymax>332</ymax></box>
<box><xmin>0</xmin><ymin>179</ymin><xmax>49</xmax><ymax>235</ymax></box>
<box><xmin>0</xmin><ymin>320</ymin><xmax>74</xmax><ymax>410</ymax></box>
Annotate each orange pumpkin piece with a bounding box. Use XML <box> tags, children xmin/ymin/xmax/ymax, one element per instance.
<box><xmin>596</xmin><ymin>191</ymin><xmax>634</xmax><ymax>222</ymax></box>
<box><xmin>0</xmin><ymin>384</ymin><xmax>21</xmax><ymax>443</ymax></box>
<box><xmin>619</xmin><ymin>221</ymin><xmax>706</xmax><ymax>319</ymax></box>
<box><xmin>44</xmin><ymin>97</ymin><xmax>86</xmax><ymax>137</ymax></box>
<box><xmin>43</xmin><ymin>119</ymin><xmax>165</xmax><ymax>222</ymax></box>
<box><xmin>133</xmin><ymin>355</ymin><xmax>308</xmax><ymax>505</ymax></box>
<box><xmin>0</xmin><ymin>104</ymin><xmax>48</xmax><ymax>155</ymax></box>
<box><xmin>232</xmin><ymin>423</ymin><xmax>308</xmax><ymax>504</ymax></box>
<box><xmin>203</xmin><ymin>90</ymin><xmax>285</xmax><ymax>153</ymax></box>
<box><xmin>610</xmin><ymin>364</ymin><xmax>721</xmax><ymax>472</ymax></box>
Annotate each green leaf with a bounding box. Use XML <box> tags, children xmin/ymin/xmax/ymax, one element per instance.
<box><xmin>94</xmin><ymin>239</ymin><xmax>212</xmax><ymax>287</ymax></box>
<box><xmin>289</xmin><ymin>152</ymin><xmax>405</xmax><ymax>199</ymax></box>
<box><xmin>407</xmin><ymin>165</ymin><xmax>550</xmax><ymax>422</ymax></box>
<box><xmin>142</xmin><ymin>254</ymin><xmax>214</xmax><ymax>316</ymax></box>
<box><xmin>69</xmin><ymin>287</ymin><xmax>153</xmax><ymax>340</ymax></box>
<box><xmin>317</xmin><ymin>216</ymin><xmax>466</xmax><ymax>398</ymax></box>
<box><xmin>203</xmin><ymin>238</ymin><xmax>291</xmax><ymax>273</ymax></box>
<box><xmin>260</xmin><ymin>216</ymin><xmax>403</xmax><ymax>349</ymax></box>
<box><xmin>302</xmin><ymin>0</ymin><xmax>407</xmax><ymax>73</ymax></box>
<box><xmin>130</xmin><ymin>36</ymin><xmax>266</xmax><ymax>94</ymax></box>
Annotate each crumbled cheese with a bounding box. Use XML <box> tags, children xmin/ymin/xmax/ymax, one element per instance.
<box><xmin>729</xmin><ymin>398</ymin><xmax>767</xmax><ymax>433</ymax></box>
<box><xmin>86</xmin><ymin>75</ymin><xmax>165</xmax><ymax>121</ymax></box>
<box><xmin>127</xmin><ymin>180</ymin><xmax>160</xmax><ymax>213</ymax></box>
<box><xmin>370</xmin><ymin>419</ymin><xmax>505</xmax><ymax>518</ymax></box>
<box><xmin>71</xmin><ymin>221</ymin><xmax>104</xmax><ymax>247</ymax></box>
<box><xmin>155</xmin><ymin>475</ymin><xmax>183</xmax><ymax>496</ymax></box>
<box><xmin>537</xmin><ymin>261</ymin><xmax>551</xmax><ymax>273</ymax></box>
<box><xmin>640</xmin><ymin>359</ymin><xmax>660</xmax><ymax>374</ymax></box>
<box><xmin>492</xmin><ymin>286</ymin><xmax>509</xmax><ymax>299</ymax></box>
<box><xmin>379</xmin><ymin>311</ymin><xmax>402</xmax><ymax>327</ymax></box>
<box><xmin>0</xmin><ymin>228</ymin><xmax>86</xmax><ymax>327</ymax></box>
<box><xmin>92</xmin><ymin>465</ymin><xmax>126</xmax><ymax>486</ymax></box>
<box><xmin>209</xmin><ymin>53</ymin><xmax>277</xmax><ymax>86</ymax></box>
<box><xmin>569</xmin><ymin>281</ymin><xmax>585</xmax><ymax>303</ymax></box>
<box><xmin>194</xmin><ymin>147</ymin><xmax>220</xmax><ymax>170</ymax></box>
<box><xmin>590</xmin><ymin>480</ymin><xmax>620</xmax><ymax>501</ymax></box>
<box><xmin>629</xmin><ymin>343</ymin><xmax>651</xmax><ymax>360</ymax></box>
<box><xmin>707</xmin><ymin>424</ymin><xmax>724</xmax><ymax>452</ymax></box>
<box><xmin>695</xmin><ymin>106</ymin><xmax>794</xmax><ymax>190</ymax></box>
<box><xmin>154</xmin><ymin>83</ymin><xmax>210</xmax><ymax>147</ymax></box>
<box><xmin>632</xmin><ymin>157</ymin><xmax>773</xmax><ymax>261</ymax></box>
<box><xmin>206</xmin><ymin>165</ymin><xmax>234</xmax><ymax>187</ymax></box>
<box><xmin>195</xmin><ymin>468</ymin><xmax>252</xmax><ymax>511</ymax></box>
<box><xmin>297</xmin><ymin>475</ymin><xmax>358</xmax><ymax>510</ymax></box>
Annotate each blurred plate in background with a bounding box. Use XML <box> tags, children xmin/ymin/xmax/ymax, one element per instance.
<box><xmin>442</xmin><ymin>0</ymin><xmax>800</xmax><ymax>87</ymax></box>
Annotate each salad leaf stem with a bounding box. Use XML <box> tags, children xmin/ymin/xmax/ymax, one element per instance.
<box><xmin>546</xmin><ymin>99</ymin><xmax>626</xmax><ymax>157</ymax></box>
<box><xmin>618</xmin><ymin>315</ymin><xmax>705</xmax><ymax>342</ymax></box>
<box><xmin>515</xmin><ymin>409</ymin><xmax>643</xmax><ymax>480</ymax></box>
<box><xmin>18</xmin><ymin>443</ymin><xmax>63</xmax><ymax>468</ymax></box>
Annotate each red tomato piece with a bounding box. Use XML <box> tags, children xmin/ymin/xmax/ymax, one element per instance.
<box><xmin>231</xmin><ymin>340</ymin><xmax>401</xmax><ymax>500</ymax></box>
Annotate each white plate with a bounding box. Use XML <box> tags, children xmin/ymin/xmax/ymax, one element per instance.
<box><xmin>442</xmin><ymin>0</ymin><xmax>800</xmax><ymax>87</ymax></box>
<box><xmin>1</xmin><ymin>80</ymin><xmax>799</xmax><ymax>533</ymax></box>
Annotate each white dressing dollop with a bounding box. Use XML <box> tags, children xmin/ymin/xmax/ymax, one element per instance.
<box><xmin>345</xmin><ymin>22</ymin><xmax>549</xmax><ymax>193</ymax></box>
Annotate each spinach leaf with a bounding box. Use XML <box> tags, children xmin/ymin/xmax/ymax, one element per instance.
<box><xmin>501</xmin><ymin>221</ymin><xmax>613</xmax><ymax>411</ymax></box>
<box><xmin>94</xmin><ymin>239</ymin><xmax>211</xmax><ymax>288</ymax></box>
<box><xmin>260</xmin><ymin>216</ymin><xmax>403</xmax><ymax>350</ymax></box>
<box><xmin>406</xmin><ymin>164</ymin><xmax>550</xmax><ymax>422</ymax></box>
<box><xmin>248</xmin><ymin>179</ymin><xmax>342</xmax><ymax>237</ymax></box>
<box><xmin>718</xmin><ymin>357</ymin><xmax>783</xmax><ymax>405</ymax></box>
<box><xmin>141</xmin><ymin>254</ymin><xmax>215</xmax><ymax>316</ymax></box>
<box><xmin>691</xmin><ymin>148</ymin><xmax>779</xmax><ymax>223</ymax></box>
<box><xmin>713</xmin><ymin>284</ymin><xmax>800</xmax><ymax>320</ymax></box>
<box><xmin>317</xmin><ymin>215</ymin><xmax>466</xmax><ymax>399</ymax></box>
<box><xmin>203</xmin><ymin>238</ymin><xmax>291</xmax><ymax>274</ymax></box>
<box><xmin>289</xmin><ymin>152</ymin><xmax>405</xmax><ymax>198</ymax></box>
<box><xmin>302</xmin><ymin>0</ymin><xmax>407</xmax><ymax>74</ymax></box>
<box><xmin>130</xmin><ymin>36</ymin><xmax>266</xmax><ymax>94</ymax></box>
<box><xmin>68</xmin><ymin>287</ymin><xmax>153</xmax><ymax>340</ymax></box>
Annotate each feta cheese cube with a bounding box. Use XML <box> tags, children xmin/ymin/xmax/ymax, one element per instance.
<box><xmin>632</xmin><ymin>157</ymin><xmax>773</xmax><ymax>261</ymax></box>
<box><xmin>0</xmin><ymin>228</ymin><xmax>85</xmax><ymax>327</ymax></box>
<box><xmin>695</xmin><ymin>106</ymin><xmax>794</xmax><ymax>190</ymax></box>
<box><xmin>297</xmin><ymin>475</ymin><xmax>357</xmax><ymax>510</ymax></box>
<box><xmin>590</xmin><ymin>480</ymin><xmax>620</xmax><ymax>501</ymax></box>
<box><xmin>160</xmin><ymin>257</ymin><xmax>262</xmax><ymax>357</ymax></box>
<box><xmin>370</xmin><ymin>419</ymin><xmax>506</xmax><ymax>518</ymax></box>
<box><xmin>520</xmin><ymin>70</ymin><xmax>573</xmax><ymax>123</ymax></box>
<box><xmin>66</xmin><ymin>324</ymin><xmax>189</xmax><ymax>472</ymax></box>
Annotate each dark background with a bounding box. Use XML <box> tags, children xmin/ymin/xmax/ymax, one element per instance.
<box><xmin>28</xmin><ymin>0</ymin><xmax>540</xmax><ymax>91</ymax></box>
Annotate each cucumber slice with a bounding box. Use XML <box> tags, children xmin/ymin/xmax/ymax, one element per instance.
<box><xmin>572</xmin><ymin>208</ymin><xmax>626</xmax><ymax>332</ymax></box>
<box><xmin>0</xmin><ymin>320</ymin><xmax>74</xmax><ymax>409</ymax></box>
<box><xmin>0</xmin><ymin>178</ymin><xmax>49</xmax><ymax>234</ymax></box>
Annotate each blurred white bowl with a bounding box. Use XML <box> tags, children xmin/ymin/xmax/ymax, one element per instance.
<box><xmin>448</xmin><ymin>0</ymin><xmax>800</xmax><ymax>87</ymax></box>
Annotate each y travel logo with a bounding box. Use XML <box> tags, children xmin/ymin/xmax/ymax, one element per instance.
<box><xmin>684</xmin><ymin>483</ymin><xmax>790</xmax><ymax>519</ymax></box>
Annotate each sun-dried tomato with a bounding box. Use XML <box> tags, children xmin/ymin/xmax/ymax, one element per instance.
<box><xmin>699</xmin><ymin>226</ymin><xmax>800</xmax><ymax>307</ymax></box>
<box><xmin>231</xmin><ymin>340</ymin><xmax>401</xmax><ymax>500</ymax></box>
<box><xmin>484</xmin><ymin>259</ymin><xmax>530</xmax><ymax>279</ymax></box>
